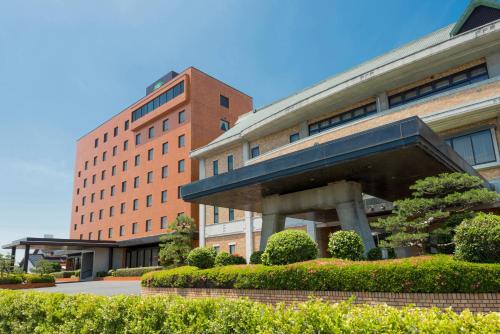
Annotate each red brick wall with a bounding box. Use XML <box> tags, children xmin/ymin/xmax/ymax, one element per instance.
<box><xmin>141</xmin><ymin>287</ymin><xmax>500</xmax><ymax>313</ymax></box>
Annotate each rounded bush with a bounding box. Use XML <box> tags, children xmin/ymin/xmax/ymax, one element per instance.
<box><xmin>454</xmin><ymin>213</ymin><xmax>500</xmax><ymax>263</ymax></box>
<box><xmin>328</xmin><ymin>231</ymin><xmax>365</xmax><ymax>261</ymax></box>
<box><xmin>214</xmin><ymin>252</ymin><xmax>246</xmax><ymax>266</ymax></box>
<box><xmin>187</xmin><ymin>247</ymin><xmax>217</xmax><ymax>269</ymax></box>
<box><xmin>249</xmin><ymin>251</ymin><xmax>263</xmax><ymax>264</ymax></box>
<box><xmin>261</xmin><ymin>230</ymin><xmax>318</xmax><ymax>265</ymax></box>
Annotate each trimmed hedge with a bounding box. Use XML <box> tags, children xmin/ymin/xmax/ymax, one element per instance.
<box><xmin>0</xmin><ymin>274</ymin><xmax>54</xmax><ymax>285</ymax></box>
<box><xmin>328</xmin><ymin>231</ymin><xmax>364</xmax><ymax>261</ymax></box>
<box><xmin>142</xmin><ymin>255</ymin><xmax>500</xmax><ymax>293</ymax></box>
<box><xmin>0</xmin><ymin>275</ymin><xmax>22</xmax><ymax>285</ymax></box>
<box><xmin>454</xmin><ymin>212</ymin><xmax>500</xmax><ymax>263</ymax></box>
<box><xmin>0</xmin><ymin>291</ymin><xmax>498</xmax><ymax>333</ymax></box>
<box><xmin>262</xmin><ymin>230</ymin><xmax>318</xmax><ymax>265</ymax></box>
<box><xmin>51</xmin><ymin>271</ymin><xmax>77</xmax><ymax>279</ymax></box>
<box><xmin>113</xmin><ymin>266</ymin><xmax>163</xmax><ymax>277</ymax></box>
<box><xmin>214</xmin><ymin>252</ymin><xmax>246</xmax><ymax>266</ymax></box>
<box><xmin>187</xmin><ymin>247</ymin><xmax>217</xmax><ymax>269</ymax></box>
<box><xmin>249</xmin><ymin>251</ymin><xmax>263</xmax><ymax>264</ymax></box>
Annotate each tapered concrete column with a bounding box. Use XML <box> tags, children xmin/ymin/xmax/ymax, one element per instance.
<box><xmin>332</xmin><ymin>181</ymin><xmax>376</xmax><ymax>253</ymax></box>
<box><xmin>244</xmin><ymin>211</ymin><xmax>254</xmax><ymax>261</ymax></box>
<box><xmin>299</xmin><ymin>121</ymin><xmax>308</xmax><ymax>139</ymax></box>
<box><xmin>259</xmin><ymin>214</ymin><xmax>286</xmax><ymax>251</ymax></box>
<box><xmin>23</xmin><ymin>245</ymin><xmax>30</xmax><ymax>273</ymax></box>
<box><xmin>10</xmin><ymin>247</ymin><xmax>16</xmax><ymax>269</ymax></box>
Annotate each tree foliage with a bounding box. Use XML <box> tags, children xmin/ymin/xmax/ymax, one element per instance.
<box><xmin>158</xmin><ymin>215</ymin><xmax>195</xmax><ymax>266</ymax></box>
<box><xmin>373</xmin><ymin>172</ymin><xmax>498</xmax><ymax>252</ymax></box>
<box><xmin>0</xmin><ymin>254</ymin><xmax>13</xmax><ymax>277</ymax></box>
<box><xmin>32</xmin><ymin>259</ymin><xmax>61</xmax><ymax>274</ymax></box>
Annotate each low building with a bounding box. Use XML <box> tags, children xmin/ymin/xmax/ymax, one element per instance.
<box><xmin>182</xmin><ymin>0</ymin><xmax>500</xmax><ymax>260</ymax></box>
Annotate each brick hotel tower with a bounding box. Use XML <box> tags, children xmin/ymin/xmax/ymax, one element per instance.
<box><xmin>70</xmin><ymin>68</ymin><xmax>252</xmax><ymax>264</ymax></box>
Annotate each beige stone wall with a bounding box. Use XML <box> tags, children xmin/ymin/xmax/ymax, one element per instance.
<box><xmin>250</xmin><ymin>80</ymin><xmax>500</xmax><ymax>164</ymax></box>
<box><xmin>204</xmin><ymin>144</ymin><xmax>243</xmax><ymax>177</ymax></box>
<box><xmin>249</xmin><ymin>125</ymin><xmax>301</xmax><ymax>156</ymax></box>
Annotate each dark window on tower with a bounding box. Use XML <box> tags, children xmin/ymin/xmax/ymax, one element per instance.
<box><xmin>146</xmin><ymin>194</ymin><xmax>153</xmax><ymax>207</ymax></box>
<box><xmin>251</xmin><ymin>146</ymin><xmax>260</xmax><ymax>158</ymax></box>
<box><xmin>178</xmin><ymin>134</ymin><xmax>185</xmax><ymax>148</ymax></box>
<box><xmin>108</xmin><ymin>228</ymin><xmax>113</xmax><ymax>238</ymax></box>
<box><xmin>289</xmin><ymin>133</ymin><xmax>300</xmax><ymax>143</ymax></box>
<box><xmin>114</xmin><ymin>127</ymin><xmax>119</xmax><ymax>137</ymax></box>
<box><xmin>148</xmin><ymin>148</ymin><xmax>154</xmax><ymax>161</ymax></box>
<box><xmin>132</xmin><ymin>222</ymin><xmax>138</xmax><ymax>234</ymax></box>
<box><xmin>227</xmin><ymin>155</ymin><xmax>233</xmax><ymax>172</ymax></box>
<box><xmin>94</xmin><ymin>138</ymin><xmax>99</xmax><ymax>148</ymax></box>
<box><xmin>134</xmin><ymin>176</ymin><xmax>140</xmax><ymax>188</ymax></box>
<box><xmin>214</xmin><ymin>206</ymin><xmax>219</xmax><ymax>224</ymax></box>
<box><xmin>163</xmin><ymin>119</ymin><xmax>169</xmax><ymax>131</ymax></box>
<box><xmin>124</xmin><ymin>120</ymin><xmax>129</xmax><ymax>131</ymax></box>
<box><xmin>178</xmin><ymin>110</ymin><xmax>186</xmax><ymax>123</ymax></box>
<box><xmin>178</xmin><ymin>160</ymin><xmax>185</xmax><ymax>173</ymax></box>
<box><xmin>160</xmin><ymin>216</ymin><xmax>168</xmax><ymax>229</ymax></box>
<box><xmin>220</xmin><ymin>95</ymin><xmax>229</xmax><ymax>108</ymax></box>
<box><xmin>135</xmin><ymin>133</ymin><xmax>141</xmax><ymax>145</ymax></box>
<box><xmin>220</xmin><ymin>119</ymin><xmax>230</xmax><ymax>131</ymax></box>
<box><xmin>162</xmin><ymin>142</ymin><xmax>169</xmax><ymax>155</ymax></box>
<box><xmin>123</xmin><ymin>140</ymin><xmax>129</xmax><ymax>151</ymax></box>
<box><xmin>148</xmin><ymin>126</ymin><xmax>155</xmax><ymax>139</ymax></box>
<box><xmin>133</xmin><ymin>199</ymin><xmax>139</xmax><ymax>210</ymax></box>
<box><xmin>162</xmin><ymin>165</ymin><xmax>168</xmax><ymax>178</ymax></box>
<box><xmin>112</xmin><ymin>146</ymin><xmax>117</xmax><ymax>156</ymax></box>
<box><xmin>135</xmin><ymin>154</ymin><xmax>141</xmax><ymax>166</ymax></box>
<box><xmin>120</xmin><ymin>225</ymin><xmax>125</xmax><ymax>236</ymax></box>
<box><xmin>120</xmin><ymin>202</ymin><xmax>126</xmax><ymax>214</ymax></box>
<box><xmin>147</xmin><ymin>171</ymin><xmax>153</xmax><ymax>183</ymax></box>
<box><xmin>103</xmin><ymin>132</ymin><xmax>108</xmax><ymax>143</ymax></box>
<box><xmin>229</xmin><ymin>208</ymin><xmax>235</xmax><ymax>221</ymax></box>
<box><xmin>213</xmin><ymin>160</ymin><xmax>219</xmax><ymax>176</ymax></box>
<box><xmin>161</xmin><ymin>190</ymin><xmax>168</xmax><ymax>203</ymax></box>
<box><xmin>121</xmin><ymin>181</ymin><xmax>127</xmax><ymax>193</ymax></box>
<box><xmin>146</xmin><ymin>219</ymin><xmax>152</xmax><ymax>232</ymax></box>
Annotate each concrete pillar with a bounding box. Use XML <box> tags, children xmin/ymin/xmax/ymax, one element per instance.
<box><xmin>242</xmin><ymin>141</ymin><xmax>250</xmax><ymax>161</ymax></box>
<box><xmin>299</xmin><ymin>121</ymin><xmax>309</xmax><ymax>138</ymax></box>
<box><xmin>198</xmin><ymin>158</ymin><xmax>206</xmax><ymax>247</ymax></box>
<box><xmin>486</xmin><ymin>52</ymin><xmax>500</xmax><ymax>78</ymax></box>
<box><xmin>10</xmin><ymin>247</ymin><xmax>16</xmax><ymax>270</ymax></box>
<box><xmin>199</xmin><ymin>204</ymin><xmax>206</xmax><ymax>247</ymax></box>
<box><xmin>23</xmin><ymin>245</ymin><xmax>30</xmax><ymax>272</ymax></box>
<box><xmin>259</xmin><ymin>213</ymin><xmax>286</xmax><ymax>251</ymax></box>
<box><xmin>244</xmin><ymin>211</ymin><xmax>254</xmax><ymax>262</ymax></box>
<box><xmin>108</xmin><ymin>248</ymin><xmax>113</xmax><ymax>270</ymax></box>
<box><xmin>377</xmin><ymin>92</ymin><xmax>389</xmax><ymax>111</ymax></box>
<box><xmin>331</xmin><ymin>181</ymin><xmax>376</xmax><ymax>253</ymax></box>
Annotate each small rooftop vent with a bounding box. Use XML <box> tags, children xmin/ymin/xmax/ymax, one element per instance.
<box><xmin>146</xmin><ymin>71</ymin><xmax>178</xmax><ymax>95</ymax></box>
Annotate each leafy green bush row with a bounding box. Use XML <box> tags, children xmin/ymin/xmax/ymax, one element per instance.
<box><xmin>0</xmin><ymin>290</ymin><xmax>497</xmax><ymax>334</ymax></box>
<box><xmin>214</xmin><ymin>252</ymin><xmax>246</xmax><ymax>266</ymax></box>
<box><xmin>113</xmin><ymin>266</ymin><xmax>163</xmax><ymax>277</ymax></box>
<box><xmin>262</xmin><ymin>230</ymin><xmax>318</xmax><ymax>265</ymax></box>
<box><xmin>51</xmin><ymin>271</ymin><xmax>78</xmax><ymax>279</ymax></box>
<box><xmin>0</xmin><ymin>274</ymin><xmax>54</xmax><ymax>285</ymax></box>
<box><xmin>142</xmin><ymin>256</ymin><xmax>500</xmax><ymax>293</ymax></box>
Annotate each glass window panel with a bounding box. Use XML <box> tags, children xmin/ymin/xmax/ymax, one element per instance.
<box><xmin>353</xmin><ymin>108</ymin><xmax>364</xmax><ymax>117</ymax></box>
<box><xmin>435</xmin><ymin>79</ymin><xmax>450</xmax><ymax>90</ymax></box>
<box><xmin>404</xmin><ymin>89</ymin><xmax>418</xmax><ymax>100</ymax></box>
<box><xmin>452</xmin><ymin>73</ymin><xmax>467</xmax><ymax>84</ymax></box>
<box><xmin>451</xmin><ymin>136</ymin><xmax>475</xmax><ymax>165</ymax></box>
<box><xmin>471</xmin><ymin>130</ymin><xmax>496</xmax><ymax>165</ymax></box>
<box><xmin>153</xmin><ymin>97</ymin><xmax>159</xmax><ymax>109</ymax></box>
<box><xmin>331</xmin><ymin>116</ymin><xmax>341</xmax><ymax>124</ymax></box>
<box><xmin>419</xmin><ymin>85</ymin><xmax>433</xmax><ymax>95</ymax></box>
<box><xmin>389</xmin><ymin>95</ymin><xmax>402</xmax><ymax>105</ymax></box>
<box><xmin>167</xmin><ymin>89</ymin><xmax>173</xmax><ymax>100</ymax></box>
<box><xmin>470</xmin><ymin>66</ymin><xmax>487</xmax><ymax>78</ymax></box>
<box><xmin>365</xmin><ymin>103</ymin><xmax>377</xmax><ymax>112</ymax></box>
<box><xmin>159</xmin><ymin>93</ymin><xmax>166</xmax><ymax>105</ymax></box>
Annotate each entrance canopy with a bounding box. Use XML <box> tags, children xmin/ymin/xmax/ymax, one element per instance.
<box><xmin>2</xmin><ymin>237</ymin><xmax>117</xmax><ymax>251</ymax></box>
<box><xmin>182</xmin><ymin>117</ymin><xmax>488</xmax><ymax>212</ymax></box>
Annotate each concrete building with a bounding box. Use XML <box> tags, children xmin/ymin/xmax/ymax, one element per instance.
<box><xmin>182</xmin><ymin>0</ymin><xmax>500</xmax><ymax>261</ymax></box>
<box><xmin>3</xmin><ymin>67</ymin><xmax>252</xmax><ymax>278</ymax></box>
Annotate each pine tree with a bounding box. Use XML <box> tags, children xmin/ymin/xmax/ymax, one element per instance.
<box><xmin>158</xmin><ymin>214</ymin><xmax>195</xmax><ymax>266</ymax></box>
<box><xmin>373</xmin><ymin>172</ymin><xmax>498</xmax><ymax>252</ymax></box>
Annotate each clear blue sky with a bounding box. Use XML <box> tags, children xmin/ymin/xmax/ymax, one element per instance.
<box><xmin>0</xmin><ymin>0</ymin><xmax>469</xmax><ymax>250</ymax></box>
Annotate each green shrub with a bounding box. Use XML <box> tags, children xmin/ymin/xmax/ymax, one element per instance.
<box><xmin>51</xmin><ymin>271</ymin><xmax>76</xmax><ymax>279</ymax></box>
<box><xmin>143</xmin><ymin>256</ymin><xmax>500</xmax><ymax>293</ymax></box>
<box><xmin>0</xmin><ymin>275</ymin><xmax>22</xmax><ymax>284</ymax></box>
<box><xmin>261</xmin><ymin>230</ymin><xmax>318</xmax><ymax>265</ymax></box>
<box><xmin>250</xmin><ymin>251</ymin><xmax>263</xmax><ymax>264</ymax></box>
<box><xmin>114</xmin><ymin>266</ymin><xmax>163</xmax><ymax>277</ymax></box>
<box><xmin>187</xmin><ymin>247</ymin><xmax>217</xmax><ymax>269</ymax></box>
<box><xmin>32</xmin><ymin>260</ymin><xmax>61</xmax><ymax>274</ymax></box>
<box><xmin>328</xmin><ymin>231</ymin><xmax>365</xmax><ymax>260</ymax></box>
<box><xmin>214</xmin><ymin>252</ymin><xmax>246</xmax><ymax>266</ymax></box>
<box><xmin>96</xmin><ymin>271</ymin><xmax>108</xmax><ymax>278</ymax></box>
<box><xmin>23</xmin><ymin>274</ymin><xmax>55</xmax><ymax>283</ymax></box>
<box><xmin>454</xmin><ymin>213</ymin><xmax>500</xmax><ymax>263</ymax></box>
<box><xmin>0</xmin><ymin>290</ymin><xmax>497</xmax><ymax>333</ymax></box>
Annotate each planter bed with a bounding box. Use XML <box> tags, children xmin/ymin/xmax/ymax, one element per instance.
<box><xmin>0</xmin><ymin>282</ymin><xmax>55</xmax><ymax>290</ymax></box>
<box><xmin>94</xmin><ymin>276</ymin><xmax>141</xmax><ymax>281</ymax></box>
<box><xmin>55</xmin><ymin>277</ymin><xmax>80</xmax><ymax>283</ymax></box>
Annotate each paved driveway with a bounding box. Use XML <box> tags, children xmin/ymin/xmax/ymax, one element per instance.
<box><xmin>31</xmin><ymin>281</ymin><xmax>141</xmax><ymax>296</ymax></box>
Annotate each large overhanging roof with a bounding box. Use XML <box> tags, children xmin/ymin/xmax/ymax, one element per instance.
<box><xmin>182</xmin><ymin>117</ymin><xmax>488</xmax><ymax>213</ymax></box>
<box><xmin>2</xmin><ymin>237</ymin><xmax>118</xmax><ymax>250</ymax></box>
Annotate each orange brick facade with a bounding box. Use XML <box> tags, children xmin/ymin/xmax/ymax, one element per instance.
<box><xmin>70</xmin><ymin>67</ymin><xmax>252</xmax><ymax>242</ymax></box>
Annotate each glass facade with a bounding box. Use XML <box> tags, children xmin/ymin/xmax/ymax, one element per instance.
<box><xmin>132</xmin><ymin>81</ymin><xmax>185</xmax><ymax>122</ymax></box>
<box><xmin>446</xmin><ymin>128</ymin><xmax>497</xmax><ymax>166</ymax></box>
